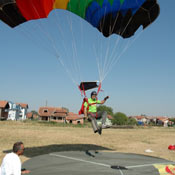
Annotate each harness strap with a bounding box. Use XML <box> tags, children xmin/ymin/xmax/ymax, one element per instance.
<box><xmin>78</xmin><ymin>83</ymin><xmax>86</xmax><ymax>97</ymax></box>
<box><xmin>97</xmin><ymin>82</ymin><xmax>102</xmax><ymax>95</ymax></box>
<box><xmin>88</xmin><ymin>112</ymin><xmax>98</xmax><ymax>119</ymax></box>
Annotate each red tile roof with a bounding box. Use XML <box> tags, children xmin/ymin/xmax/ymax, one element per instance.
<box><xmin>26</xmin><ymin>112</ymin><xmax>33</xmax><ymax>118</ymax></box>
<box><xmin>157</xmin><ymin>117</ymin><xmax>169</xmax><ymax>121</ymax></box>
<box><xmin>16</xmin><ymin>103</ymin><xmax>28</xmax><ymax>108</ymax></box>
<box><xmin>133</xmin><ymin>116</ymin><xmax>147</xmax><ymax>120</ymax></box>
<box><xmin>0</xmin><ymin>101</ymin><xmax>9</xmax><ymax>108</ymax></box>
<box><xmin>66</xmin><ymin>112</ymin><xmax>84</xmax><ymax>121</ymax></box>
<box><xmin>38</xmin><ymin>107</ymin><xmax>68</xmax><ymax>117</ymax></box>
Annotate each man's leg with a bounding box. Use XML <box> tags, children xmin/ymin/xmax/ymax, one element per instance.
<box><xmin>88</xmin><ymin>113</ymin><xmax>100</xmax><ymax>133</ymax></box>
<box><xmin>97</xmin><ymin>111</ymin><xmax>107</xmax><ymax>125</ymax></box>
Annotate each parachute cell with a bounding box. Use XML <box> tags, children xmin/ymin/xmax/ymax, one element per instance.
<box><xmin>0</xmin><ymin>0</ymin><xmax>160</xmax><ymax>38</ymax></box>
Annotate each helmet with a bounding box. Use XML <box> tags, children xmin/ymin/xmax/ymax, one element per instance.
<box><xmin>91</xmin><ymin>91</ymin><xmax>97</xmax><ymax>97</ymax></box>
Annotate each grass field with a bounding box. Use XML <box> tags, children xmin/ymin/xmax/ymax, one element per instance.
<box><xmin>0</xmin><ymin>120</ymin><xmax>175</xmax><ymax>164</ymax></box>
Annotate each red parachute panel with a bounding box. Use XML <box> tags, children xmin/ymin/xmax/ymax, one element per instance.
<box><xmin>16</xmin><ymin>0</ymin><xmax>54</xmax><ymax>20</ymax></box>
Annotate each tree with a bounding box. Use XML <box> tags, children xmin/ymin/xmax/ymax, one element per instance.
<box><xmin>127</xmin><ymin>117</ymin><xmax>137</xmax><ymax>125</ymax></box>
<box><xmin>30</xmin><ymin>110</ymin><xmax>39</xmax><ymax>120</ymax></box>
<box><xmin>97</xmin><ymin>105</ymin><xmax>113</xmax><ymax>116</ymax></box>
<box><xmin>169</xmin><ymin>118</ymin><xmax>175</xmax><ymax>123</ymax></box>
<box><xmin>31</xmin><ymin>110</ymin><xmax>38</xmax><ymax>115</ymax></box>
<box><xmin>112</xmin><ymin>112</ymin><xmax>128</xmax><ymax>125</ymax></box>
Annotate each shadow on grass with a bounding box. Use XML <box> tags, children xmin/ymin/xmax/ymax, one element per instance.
<box><xmin>3</xmin><ymin>144</ymin><xmax>113</xmax><ymax>158</ymax></box>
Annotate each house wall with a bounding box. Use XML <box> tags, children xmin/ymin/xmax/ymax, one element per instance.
<box><xmin>33</xmin><ymin>114</ymin><xmax>38</xmax><ymax>119</ymax></box>
<box><xmin>7</xmin><ymin>102</ymin><xmax>20</xmax><ymax>121</ymax></box>
<box><xmin>67</xmin><ymin>119</ymin><xmax>84</xmax><ymax>125</ymax></box>
<box><xmin>8</xmin><ymin>110</ymin><xmax>17</xmax><ymax>120</ymax></box>
<box><xmin>72</xmin><ymin>120</ymin><xmax>77</xmax><ymax>124</ymax></box>
<box><xmin>41</xmin><ymin>116</ymin><xmax>49</xmax><ymax>121</ymax></box>
<box><xmin>20</xmin><ymin>108</ymin><xmax>27</xmax><ymax>120</ymax></box>
<box><xmin>79</xmin><ymin>119</ymin><xmax>84</xmax><ymax>124</ymax></box>
<box><xmin>50</xmin><ymin>116</ymin><xmax>65</xmax><ymax>123</ymax></box>
<box><xmin>0</xmin><ymin>109</ymin><xmax>8</xmax><ymax>119</ymax></box>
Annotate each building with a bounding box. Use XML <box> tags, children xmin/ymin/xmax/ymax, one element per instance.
<box><xmin>66</xmin><ymin>112</ymin><xmax>84</xmax><ymax>124</ymax></box>
<box><xmin>0</xmin><ymin>101</ymin><xmax>10</xmax><ymax>120</ymax></box>
<box><xmin>26</xmin><ymin>111</ymin><xmax>39</xmax><ymax>120</ymax></box>
<box><xmin>130</xmin><ymin>116</ymin><xmax>148</xmax><ymax>125</ymax></box>
<box><xmin>38</xmin><ymin>107</ymin><xmax>68</xmax><ymax>123</ymax></box>
<box><xmin>7</xmin><ymin>101</ymin><xmax>21</xmax><ymax>120</ymax></box>
<box><xmin>157</xmin><ymin>117</ymin><xmax>169</xmax><ymax>127</ymax></box>
<box><xmin>16</xmin><ymin>103</ymin><xmax>29</xmax><ymax>120</ymax></box>
<box><xmin>0</xmin><ymin>100</ymin><xmax>28</xmax><ymax>121</ymax></box>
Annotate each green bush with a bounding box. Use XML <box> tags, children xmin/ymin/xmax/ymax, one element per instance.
<box><xmin>127</xmin><ymin>117</ymin><xmax>137</xmax><ymax>125</ymax></box>
<box><xmin>112</xmin><ymin>112</ymin><xmax>128</xmax><ymax>125</ymax></box>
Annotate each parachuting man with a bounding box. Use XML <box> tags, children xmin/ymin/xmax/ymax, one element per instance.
<box><xmin>84</xmin><ymin>91</ymin><xmax>109</xmax><ymax>135</ymax></box>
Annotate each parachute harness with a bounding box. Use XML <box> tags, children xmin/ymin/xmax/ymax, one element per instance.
<box><xmin>78</xmin><ymin>82</ymin><xmax>102</xmax><ymax>117</ymax></box>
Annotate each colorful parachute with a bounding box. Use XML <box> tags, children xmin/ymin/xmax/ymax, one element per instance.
<box><xmin>0</xmin><ymin>0</ymin><xmax>159</xmax><ymax>38</ymax></box>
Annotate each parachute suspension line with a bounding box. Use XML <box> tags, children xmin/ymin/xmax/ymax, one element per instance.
<box><xmin>101</xmin><ymin>38</ymin><xmax>110</xmax><ymax>81</ymax></box>
<box><xmin>29</xmin><ymin>1</ymin><xmax>71</xmax><ymax>72</ymax></box>
<box><xmin>80</xmin><ymin>6</ymin><xmax>86</xmax><ymax>55</ymax></box>
<box><xmin>93</xmin><ymin>9</ymin><xmax>103</xmax><ymax>83</ymax></box>
<box><xmin>107</xmin><ymin>27</ymin><xmax>145</xmax><ymax>76</ymax></box>
<box><xmin>101</xmin><ymin>10</ymin><xmax>121</xmax><ymax>82</ymax></box>
<box><xmin>102</xmin><ymin>12</ymin><xmax>121</xmax><ymax>81</ymax></box>
<box><xmin>94</xmin><ymin>5</ymin><xmax>109</xmax><ymax>83</ymax></box>
<box><xmin>30</xmin><ymin>3</ymin><xmax>74</xmax><ymax>76</ymax></box>
<box><xmin>101</xmin><ymin>6</ymin><xmax>110</xmax><ymax>82</ymax></box>
<box><xmin>67</xmin><ymin>4</ymin><xmax>82</xmax><ymax>83</ymax></box>
<box><xmin>66</xmin><ymin>10</ymin><xmax>82</xmax><ymax>84</ymax></box>
<box><xmin>103</xmin><ymin>39</ymin><xmax>131</xmax><ymax>81</ymax></box>
<box><xmin>95</xmin><ymin>5</ymin><xmax>122</xmax><ymax>82</ymax></box>
<box><xmin>32</xmin><ymin>0</ymin><xmax>78</xmax><ymax>86</ymax></box>
<box><xmin>93</xmin><ymin>45</ymin><xmax>102</xmax><ymax>82</ymax></box>
<box><xmin>111</xmin><ymin>12</ymin><xmax>120</xmax><ymax>35</ymax></box>
<box><xmin>78</xmin><ymin>85</ymin><xmax>85</xmax><ymax>97</ymax></box>
<box><xmin>80</xmin><ymin>83</ymin><xmax>86</xmax><ymax>97</ymax></box>
<box><xmin>94</xmin><ymin>32</ymin><xmax>103</xmax><ymax>83</ymax></box>
<box><xmin>50</xmin><ymin>11</ymin><xmax>74</xmax><ymax>82</ymax></box>
<box><xmin>102</xmin><ymin>5</ymin><xmax>123</xmax><ymax>77</ymax></box>
<box><xmin>101</xmin><ymin>16</ymin><xmax>134</xmax><ymax>82</ymax></box>
<box><xmin>127</xmin><ymin>28</ymin><xmax>144</xmax><ymax>47</ymax></box>
<box><xmin>51</xmin><ymin>9</ymin><xmax>79</xmax><ymax>86</ymax></box>
<box><xmin>103</xmin><ymin>20</ymin><xmax>145</xmax><ymax>81</ymax></box>
<box><xmin>18</xmin><ymin>1</ymin><xmax>77</xmax><ymax>86</ymax></box>
<box><xmin>30</xmin><ymin>2</ymin><xmax>60</xmax><ymax>54</ymax></box>
<box><xmin>96</xmin><ymin>5</ymin><xmax>112</xmax><ymax>83</ymax></box>
<box><xmin>0</xmin><ymin>7</ymin><xmax>56</xmax><ymax>57</ymax></box>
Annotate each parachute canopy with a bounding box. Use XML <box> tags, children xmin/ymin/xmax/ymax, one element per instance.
<box><xmin>0</xmin><ymin>0</ymin><xmax>159</xmax><ymax>38</ymax></box>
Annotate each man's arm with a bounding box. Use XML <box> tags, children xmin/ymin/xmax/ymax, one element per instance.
<box><xmin>100</xmin><ymin>96</ymin><xmax>109</xmax><ymax>104</ymax></box>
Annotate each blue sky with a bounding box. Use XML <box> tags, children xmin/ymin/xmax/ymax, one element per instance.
<box><xmin>0</xmin><ymin>0</ymin><xmax>174</xmax><ymax>116</ymax></box>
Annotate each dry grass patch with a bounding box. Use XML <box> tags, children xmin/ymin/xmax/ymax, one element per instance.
<box><xmin>0</xmin><ymin>121</ymin><xmax>175</xmax><ymax>164</ymax></box>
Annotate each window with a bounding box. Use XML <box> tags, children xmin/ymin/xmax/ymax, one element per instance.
<box><xmin>43</xmin><ymin>109</ymin><xmax>48</xmax><ymax>113</ymax></box>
